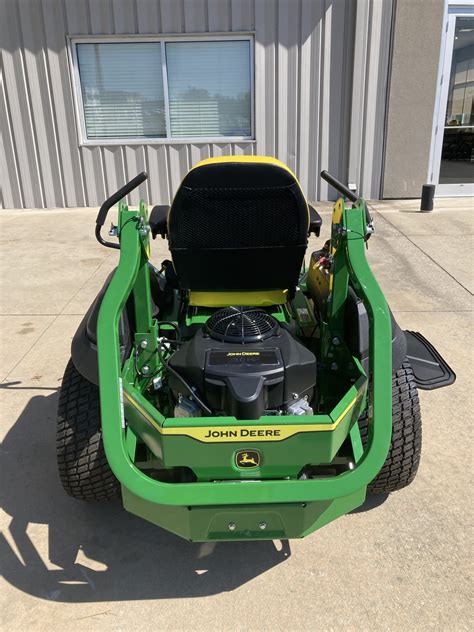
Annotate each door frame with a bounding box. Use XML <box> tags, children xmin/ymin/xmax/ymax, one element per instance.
<box><xmin>428</xmin><ymin>0</ymin><xmax>474</xmax><ymax>197</ymax></box>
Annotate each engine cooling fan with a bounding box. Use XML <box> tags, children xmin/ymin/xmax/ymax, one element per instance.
<box><xmin>204</xmin><ymin>306</ymin><xmax>279</xmax><ymax>343</ymax></box>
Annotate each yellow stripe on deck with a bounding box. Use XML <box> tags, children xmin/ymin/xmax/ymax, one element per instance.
<box><xmin>123</xmin><ymin>391</ymin><xmax>357</xmax><ymax>443</ymax></box>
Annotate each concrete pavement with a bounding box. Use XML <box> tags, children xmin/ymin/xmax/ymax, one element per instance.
<box><xmin>1</xmin><ymin>198</ymin><xmax>472</xmax><ymax>631</ymax></box>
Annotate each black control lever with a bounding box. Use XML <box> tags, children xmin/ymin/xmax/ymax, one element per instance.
<box><xmin>95</xmin><ymin>171</ymin><xmax>148</xmax><ymax>249</ymax></box>
<box><xmin>320</xmin><ymin>170</ymin><xmax>374</xmax><ymax>241</ymax></box>
<box><xmin>320</xmin><ymin>170</ymin><xmax>358</xmax><ymax>203</ymax></box>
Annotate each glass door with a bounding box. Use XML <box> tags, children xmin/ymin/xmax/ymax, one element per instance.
<box><xmin>431</xmin><ymin>8</ymin><xmax>474</xmax><ymax>196</ymax></box>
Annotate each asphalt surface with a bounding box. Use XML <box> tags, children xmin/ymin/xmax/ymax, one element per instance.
<box><xmin>1</xmin><ymin>198</ymin><xmax>472</xmax><ymax>631</ymax></box>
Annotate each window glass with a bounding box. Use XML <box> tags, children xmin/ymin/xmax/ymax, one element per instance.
<box><xmin>165</xmin><ymin>41</ymin><xmax>251</xmax><ymax>138</ymax></box>
<box><xmin>440</xmin><ymin>17</ymin><xmax>474</xmax><ymax>184</ymax></box>
<box><xmin>76</xmin><ymin>43</ymin><xmax>166</xmax><ymax>139</ymax></box>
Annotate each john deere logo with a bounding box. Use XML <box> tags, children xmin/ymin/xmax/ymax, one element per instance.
<box><xmin>235</xmin><ymin>450</ymin><xmax>261</xmax><ymax>469</ymax></box>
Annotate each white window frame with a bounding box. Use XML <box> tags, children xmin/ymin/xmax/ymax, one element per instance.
<box><xmin>68</xmin><ymin>34</ymin><xmax>255</xmax><ymax>145</ymax></box>
<box><xmin>427</xmin><ymin>1</ymin><xmax>474</xmax><ymax>196</ymax></box>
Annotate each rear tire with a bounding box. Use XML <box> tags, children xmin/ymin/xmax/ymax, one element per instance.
<box><xmin>56</xmin><ymin>359</ymin><xmax>120</xmax><ymax>501</ymax></box>
<box><xmin>359</xmin><ymin>361</ymin><xmax>422</xmax><ymax>494</ymax></box>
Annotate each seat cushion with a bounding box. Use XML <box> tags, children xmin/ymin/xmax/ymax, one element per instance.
<box><xmin>168</xmin><ymin>156</ymin><xmax>309</xmax><ymax>294</ymax></box>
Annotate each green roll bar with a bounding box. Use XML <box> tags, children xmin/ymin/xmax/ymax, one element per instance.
<box><xmin>97</xmin><ymin>198</ymin><xmax>392</xmax><ymax>506</ymax></box>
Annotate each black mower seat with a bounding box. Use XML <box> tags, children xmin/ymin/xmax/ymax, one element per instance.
<box><xmin>166</xmin><ymin>156</ymin><xmax>314</xmax><ymax>305</ymax></box>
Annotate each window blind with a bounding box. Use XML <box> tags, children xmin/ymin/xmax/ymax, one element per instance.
<box><xmin>77</xmin><ymin>42</ymin><xmax>166</xmax><ymax>139</ymax></box>
<box><xmin>166</xmin><ymin>41</ymin><xmax>251</xmax><ymax>138</ymax></box>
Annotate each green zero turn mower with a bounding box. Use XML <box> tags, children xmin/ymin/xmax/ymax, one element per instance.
<box><xmin>57</xmin><ymin>157</ymin><xmax>455</xmax><ymax>541</ymax></box>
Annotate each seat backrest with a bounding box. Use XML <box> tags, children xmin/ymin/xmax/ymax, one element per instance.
<box><xmin>168</xmin><ymin>156</ymin><xmax>309</xmax><ymax>299</ymax></box>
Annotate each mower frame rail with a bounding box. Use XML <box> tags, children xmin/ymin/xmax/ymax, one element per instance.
<box><xmin>97</xmin><ymin>199</ymin><xmax>392</xmax><ymax>507</ymax></box>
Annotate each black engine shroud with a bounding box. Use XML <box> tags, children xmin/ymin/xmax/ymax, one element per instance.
<box><xmin>169</xmin><ymin>315</ymin><xmax>317</xmax><ymax>419</ymax></box>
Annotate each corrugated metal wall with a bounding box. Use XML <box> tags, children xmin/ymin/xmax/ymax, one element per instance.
<box><xmin>0</xmin><ymin>0</ymin><xmax>393</xmax><ymax>209</ymax></box>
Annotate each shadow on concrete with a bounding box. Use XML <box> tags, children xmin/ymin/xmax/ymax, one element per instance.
<box><xmin>350</xmin><ymin>492</ymin><xmax>389</xmax><ymax>514</ymax></box>
<box><xmin>0</xmin><ymin>381</ymin><xmax>59</xmax><ymax>391</ymax></box>
<box><xmin>0</xmin><ymin>392</ymin><xmax>291</xmax><ymax>603</ymax></box>
<box><xmin>2</xmin><ymin>388</ymin><xmax>389</xmax><ymax>602</ymax></box>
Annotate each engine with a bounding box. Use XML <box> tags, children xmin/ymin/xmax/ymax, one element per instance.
<box><xmin>168</xmin><ymin>307</ymin><xmax>317</xmax><ymax>420</ymax></box>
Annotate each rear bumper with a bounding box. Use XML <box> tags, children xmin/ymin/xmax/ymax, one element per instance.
<box><xmin>122</xmin><ymin>487</ymin><xmax>366</xmax><ymax>541</ymax></box>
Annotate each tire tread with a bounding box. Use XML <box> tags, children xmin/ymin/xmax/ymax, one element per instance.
<box><xmin>56</xmin><ymin>359</ymin><xmax>120</xmax><ymax>501</ymax></box>
<box><xmin>359</xmin><ymin>361</ymin><xmax>422</xmax><ymax>494</ymax></box>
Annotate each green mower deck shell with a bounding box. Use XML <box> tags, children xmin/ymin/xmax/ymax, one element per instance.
<box><xmin>96</xmin><ymin>197</ymin><xmax>393</xmax><ymax>541</ymax></box>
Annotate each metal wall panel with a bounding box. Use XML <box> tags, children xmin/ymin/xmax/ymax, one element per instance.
<box><xmin>0</xmin><ymin>0</ymin><xmax>393</xmax><ymax>209</ymax></box>
<box><xmin>348</xmin><ymin>0</ymin><xmax>394</xmax><ymax>199</ymax></box>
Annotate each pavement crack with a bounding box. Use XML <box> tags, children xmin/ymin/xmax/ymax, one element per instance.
<box><xmin>372</xmin><ymin>209</ymin><xmax>473</xmax><ymax>296</ymax></box>
<box><xmin>1</xmin><ymin>316</ymin><xmax>59</xmax><ymax>382</ymax></box>
<box><xmin>59</xmin><ymin>252</ymin><xmax>114</xmax><ymax>316</ymax></box>
<box><xmin>75</xmin><ymin>610</ymin><xmax>116</xmax><ymax>620</ymax></box>
<box><xmin>2</xmin><ymin>254</ymin><xmax>114</xmax><ymax>381</ymax></box>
